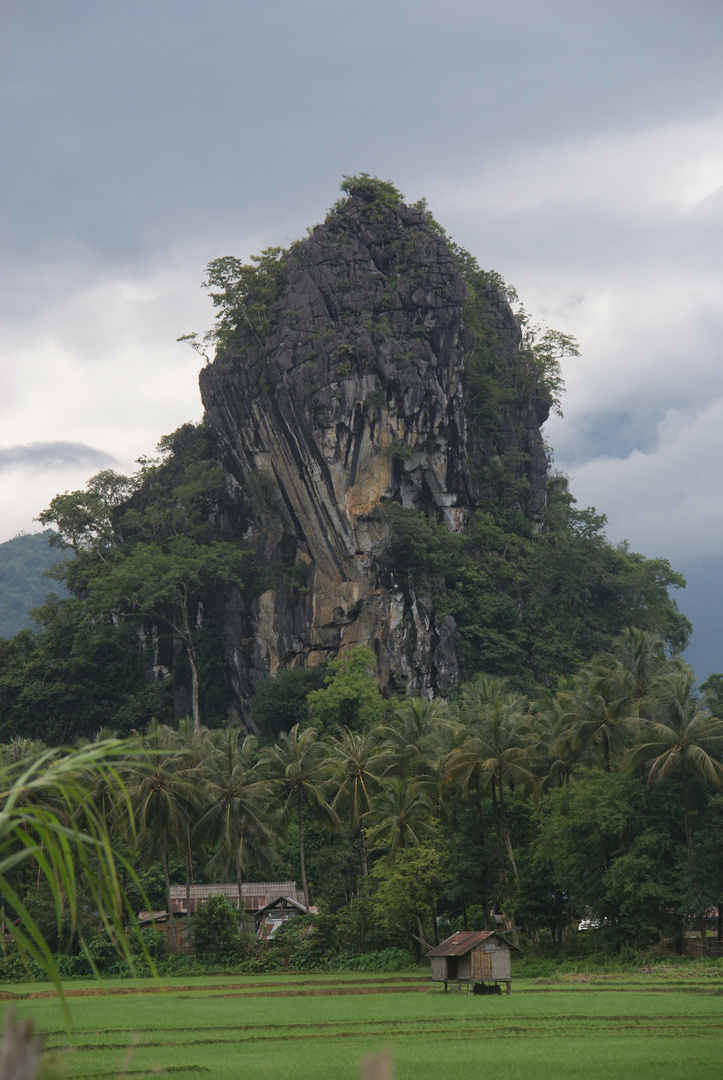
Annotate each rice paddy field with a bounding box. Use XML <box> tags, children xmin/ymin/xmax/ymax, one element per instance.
<box><xmin>2</xmin><ymin>967</ymin><xmax>723</xmax><ymax>1080</ymax></box>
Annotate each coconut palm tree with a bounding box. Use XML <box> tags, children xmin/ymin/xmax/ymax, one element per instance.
<box><xmin>375</xmin><ymin>697</ymin><xmax>447</xmax><ymax>788</ymax></box>
<box><xmin>592</xmin><ymin>626</ymin><xmax>683</xmax><ymax>717</ymax></box>
<box><xmin>624</xmin><ymin>667</ymin><xmax>723</xmax><ymax>938</ymax></box>
<box><xmin>604</xmin><ymin>627</ymin><xmax>673</xmax><ymax>703</ymax></box>
<box><xmin>123</xmin><ymin>721</ymin><xmax>201</xmax><ymax>922</ymax></box>
<box><xmin>557</xmin><ymin>662</ymin><xmax>631</xmax><ymax>773</ymax></box>
<box><xmin>326</xmin><ymin>725</ymin><xmax>383</xmax><ymax>895</ymax></box>
<box><xmin>194</xmin><ymin>727</ymin><xmax>276</xmax><ymax>904</ymax></box>
<box><xmin>364</xmin><ymin>775</ymin><xmax>436</xmax><ymax>856</ymax></box>
<box><xmin>170</xmin><ymin>716</ymin><xmax>213</xmax><ymax>903</ymax></box>
<box><xmin>73</xmin><ymin>730</ymin><xmax>129</xmax><ymax>888</ymax></box>
<box><xmin>624</xmin><ymin>668</ymin><xmax>723</xmax><ymax>864</ymax></box>
<box><xmin>529</xmin><ymin>678</ymin><xmax>581</xmax><ymax>789</ymax></box>
<box><xmin>262</xmin><ymin>725</ymin><xmax>338</xmax><ymax>912</ymax></box>
<box><xmin>445</xmin><ymin>675</ymin><xmax>537</xmax><ymax>890</ymax></box>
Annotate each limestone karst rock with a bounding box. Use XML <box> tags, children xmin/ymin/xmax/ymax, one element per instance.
<box><xmin>199</xmin><ymin>182</ymin><xmax>550</xmax><ymax>712</ymax></box>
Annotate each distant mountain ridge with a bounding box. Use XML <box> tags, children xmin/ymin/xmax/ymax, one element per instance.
<box><xmin>0</xmin><ymin>531</ymin><xmax>68</xmax><ymax>638</ymax></box>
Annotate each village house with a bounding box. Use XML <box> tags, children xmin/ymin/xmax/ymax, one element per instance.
<box><xmin>137</xmin><ymin>882</ymin><xmax>310</xmax><ymax>949</ymax></box>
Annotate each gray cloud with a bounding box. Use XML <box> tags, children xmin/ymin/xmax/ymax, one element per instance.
<box><xmin>3</xmin><ymin>0</ymin><xmax>723</xmax><ymax>267</ymax></box>
<box><xmin>550</xmin><ymin>411</ymin><xmax>662</xmax><ymax>465</ymax></box>
<box><xmin>2</xmin><ymin>0</ymin><xmax>723</xmax><ymax>574</ymax></box>
<box><xmin>0</xmin><ymin>442</ymin><xmax>117</xmax><ymax>474</ymax></box>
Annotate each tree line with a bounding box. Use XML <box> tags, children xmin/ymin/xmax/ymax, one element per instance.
<box><xmin>3</xmin><ymin>631</ymin><xmax>723</xmax><ymax>976</ymax></box>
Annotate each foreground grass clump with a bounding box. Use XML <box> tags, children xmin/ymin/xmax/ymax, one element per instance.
<box><xmin>1</xmin><ymin>968</ymin><xmax>722</xmax><ymax>1080</ymax></box>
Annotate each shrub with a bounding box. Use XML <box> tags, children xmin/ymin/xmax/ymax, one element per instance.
<box><xmin>192</xmin><ymin>895</ymin><xmax>241</xmax><ymax>962</ymax></box>
<box><xmin>332</xmin><ymin>947</ymin><xmax>412</xmax><ymax>972</ymax></box>
<box><xmin>129</xmin><ymin>925</ymin><xmax>168</xmax><ymax>963</ymax></box>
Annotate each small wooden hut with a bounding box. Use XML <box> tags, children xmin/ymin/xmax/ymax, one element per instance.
<box><xmin>428</xmin><ymin>931</ymin><xmax>516</xmax><ymax>995</ymax></box>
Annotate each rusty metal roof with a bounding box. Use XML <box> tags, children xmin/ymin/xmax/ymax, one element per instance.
<box><xmin>428</xmin><ymin>931</ymin><xmax>499</xmax><ymax>956</ymax></box>
<box><xmin>137</xmin><ymin>910</ymin><xmax>169</xmax><ymax>924</ymax></box>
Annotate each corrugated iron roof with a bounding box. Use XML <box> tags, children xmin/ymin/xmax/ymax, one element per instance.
<box><xmin>168</xmin><ymin>881</ymin><xmax>304</xmax><ymax>902</ymax></box>
<box><xmin>428</xmin><ymin>931</ymin><xmax>498</xmax><ymax>956</ymax></box>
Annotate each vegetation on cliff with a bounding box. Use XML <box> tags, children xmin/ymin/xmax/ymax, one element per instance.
<box><xmin>0</xmin><ymin>411</ymin><xmax>688</xmax><ymax>743</ymax></box>
<box><xmin>378</xmin><ymin>483</ymin><xmax>688</xmax><ymax>688</ymax></box>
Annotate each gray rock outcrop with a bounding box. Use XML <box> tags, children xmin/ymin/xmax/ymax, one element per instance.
<box><xmin>199</xmin><ymin>188</ymin><xmax>549</xmax><ymax>712</ymax></box>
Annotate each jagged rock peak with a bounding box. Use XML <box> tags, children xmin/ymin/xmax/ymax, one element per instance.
<box><xmin>199</xmin><ymin>177</ymin><xmax>549</xmax><ymax>703</ymax></box>
<box><xmin>201</xmin><ymin>180</ymin><xmax>474</xmax><ymax>554</ymax></box>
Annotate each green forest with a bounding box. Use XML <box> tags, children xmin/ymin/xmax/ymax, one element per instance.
<box><xmin>0</xmin><ymin>177</ymin><xmax>721</xmax><ymax>979</ymax></box>
<box><xmin>1</xmin><ymin>633</ymin><xmax>723</xmax><ymax>980</ymax></box>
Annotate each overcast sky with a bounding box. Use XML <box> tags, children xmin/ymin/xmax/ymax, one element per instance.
<box><xmin>2</xmin><ymin>0</ymin><xmax>723</xmax><ymax>576</ymax></box>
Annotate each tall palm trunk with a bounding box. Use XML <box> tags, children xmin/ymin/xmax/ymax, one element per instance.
<box><xmin>188</xmin><ymin>651</ymin><xmax>201</xmax><ymax>735</ymax></box>
<box><xmin>497</xmin><ymin>767</ymin><xmax>519</xmax><ymax>884</ymax></box>
<box><xmin>680</xmin><ymin>759</ymin><xmax>706</xmax><ymax>941</ymax></box>
<box><xmin>490</xmin><ymin>783</ymin><xmax>508</xmax><ymax>890</ymax></box>
<box><xmin>234</xmin><ymin>824</ymin><xmax>245</xmax><ymax>917</ymax></box>
<box><xmin>474</xmin><ymin>785</ymin><xmax>492</xmax><ymax>930</ymax></box>
<box><xmin>496</xmin><ymin>768</ymin><xmax>521</xmax><ymax>949</ymax></box>
<box><xmin>430</xmin><ymin>901</ymin><xmax>439</xmax><ymax>945</ymax></box>
<box><xmin>680</xmin><ymin>758</ymin><xmax>695</xmax><ymax>863</ymax></box>
<box><xmin>297</xmin><ymin>790</ymin><xmax>310</xmax><ymax>914</ymax></box>
<box><xmin>360</xmin><ymin>825</ymin><xmax>369</xmax><ymax>899</ymax></box>
<box><xmin>185</xmin><ymin>823</ymin><xmax>193</xmax><ymax>904</ymax></box>
<box><xmin>160</xmin><ymin>827</ymin><xmax>173</xmax><ymax>924</ymax></box>
<box><xmin>601</xmin><ymin>729</ymin><xmax>611</xmax><ymax>773</ymax></box>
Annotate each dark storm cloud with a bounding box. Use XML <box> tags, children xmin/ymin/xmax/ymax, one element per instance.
<box><xmin>2</xmin><ymin>0</ymin><xmax>723</xmax><ymax>266</ymax></box>
<box><xmin>0</xmin><ymin>443</ymin><xmax>117</xmax><ymax>474</ymax></box>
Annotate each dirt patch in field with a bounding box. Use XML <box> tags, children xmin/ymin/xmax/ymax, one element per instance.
<box><xmin>84</xmin><ymin>1068</ymin><xmax>209</xmax><ymax>1077</ymax></box>
<box><xmin>214</xmin><ymin>985</ymin><xmax>429</xmax><ymax>999</ymax></box>
<box><xmin>0</xmin><ymin>976</ymin><xmax>428</xmax><ymax>1002</ymax></box>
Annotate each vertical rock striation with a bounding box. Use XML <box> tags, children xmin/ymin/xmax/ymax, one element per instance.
<box><xmin>199</xmin><ymin>186</ymin><xmax>549</xmax><ymax>710</ymax></box>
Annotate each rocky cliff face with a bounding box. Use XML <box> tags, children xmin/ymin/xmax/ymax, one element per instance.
<box><xmin>199</xmin><ymin>185</ymin><xmax>549</xmax><ymax>711</ymax></box>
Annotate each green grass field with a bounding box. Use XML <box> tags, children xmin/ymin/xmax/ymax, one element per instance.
<box><xmin>2</xmin><ymin>968</ymin><xmax>722</xmax><ymax>1080</ymax></box>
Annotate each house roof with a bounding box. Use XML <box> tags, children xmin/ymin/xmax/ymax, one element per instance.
<box><xmin>168</xmin><ymin>881</ymin><xmax>305</xmax><ymax>905</ymax></box>
<box><xmin>137</xmin><ymin>910</ymin><xmax>169</xmax><ymax>924</ymax></box>
<box><xmin>254</xmin><ymin>896</ymin><xmax>307</xmax><ymax>918</ymax></box>
<box><xmin>428</xmin><ymin>930</ymin><xmax>515</xmax><ymax>956</ymax></box>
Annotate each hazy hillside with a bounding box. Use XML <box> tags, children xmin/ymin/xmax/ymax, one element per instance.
<box><xmin>0</xmin><ymin>531</ymin><xmax>68</xmax><ymax>638</ymax></box>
